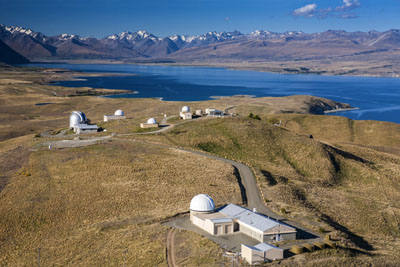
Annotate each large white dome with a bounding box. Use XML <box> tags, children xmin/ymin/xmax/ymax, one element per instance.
<box><xmin>114</xmin><ymin>109</ymin><xmax>124</xmax><ymax>116</ymax></box>
<box><xmin>182</xmin><ymin>106</ymin><xmax>190</xmax><ymax>113</ymax></box>
<box><xmin>147</xmin><ymin>118</ymin><xmax>157</xmax><ymax>124</ymax></box>
<box><xmin>69</xmin><ymin>111</ymin><xmax>86</xmax><ymax>129</ymax></box>
<box><xmin>190</xmin><ymin>194</ymin><xmax>215</xmax><ymax>212</ymax></box>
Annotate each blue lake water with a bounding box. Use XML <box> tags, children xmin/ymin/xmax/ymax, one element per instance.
<box><xmin>29</xmin><ymin>63</ymin><xmax>400</xmax><ymax>123</ymax></box>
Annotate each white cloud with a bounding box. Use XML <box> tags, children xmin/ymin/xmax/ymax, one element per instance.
<box><xmin>293</xmin><ymin>3</ymin><xmax>318</xmax><ymax>17</ymax></box>
<box><xmin>293</xmin><ymin>1</ymin><xmax>361</xmax><ymax>19</ymax></box>
<box><xmin>335</xmin><ymin>0</ymin><xmax>360</xmax><ymax>11</ymax></box>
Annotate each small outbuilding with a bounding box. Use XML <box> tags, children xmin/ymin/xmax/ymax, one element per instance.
<box><xmin>180</xmin><ymin>106</ymin><xmax>192</xmax><ymax>120</ymax></box>
<box><xmin>140</xmin><ymin>118</ymin><xmax>159</xmax><ymax>128</ymax></box>
<box><xmin>241</xmin><ymin>243</ymin><xmax>284</xmax><ymax>264</ymax></box>
<box><xmin>205</xmin><ymin>108</ymin><xmax>224</xmax><ymax>117</ymax></box>
<box><xmin>104</xmin><ymin>109</ymin><xmax>126</xmax><ymax>122</ymax></box>
<box><xmin>195</xmin><ymin>110</ymin><xmax>203</xmax><ymax>116</ymax></box>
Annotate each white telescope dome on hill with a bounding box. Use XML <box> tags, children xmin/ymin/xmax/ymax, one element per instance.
<box><xmin>114</xmin><ymin>109</ymin><xmax>124</xmax><ymax>116</ymax></box>
<box><xmin>69</xmin><ymin>111</ymin><xmax>87</xmax><ymax>129</ymax></box>
<box><xmin>190</xmin><ymin>194</ymin><xmax>215</xmax><ymax>213</ymax></box>
<box><xmin>182</xmin><ymin>106</ymin><xmax>190</xmax><ymax>113</ymax></box>
<box><xmin>147</xmin><ymin>118</ymin><xmax>157</xmax><ymax>124</ymax></box>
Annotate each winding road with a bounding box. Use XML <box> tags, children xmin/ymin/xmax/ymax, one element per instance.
<box><xmin>41</xmin><ymin>116</ymin><xmax>321</xmax><ymax>266</ymax></box>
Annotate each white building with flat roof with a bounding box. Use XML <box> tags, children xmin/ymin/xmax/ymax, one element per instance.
<box><xmin>190</xmin><ymin>199</ymin><xmax>296</xmax><ymax>243</ymax></box>
<box><xmin>140</xmin><ymin>118</ymin><xmax>159</xmax><ymax>128</ymax></box>
<box><xmin>241</xmin><ymin>243</ymin><xmax>284</xmax><ymax>264</ymax></box>
<box><xmin>205</xmin><ymin>108</ymin><xmax>224</xmax><ymax>117</ymax></box>
<box><xmin>104</xmin><ymin>109</ymin><xmax>126</xmax><ymax>122</ymax></box>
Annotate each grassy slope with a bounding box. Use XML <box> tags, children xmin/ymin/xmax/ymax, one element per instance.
<box><xmin>154</xmin><ymin>117</ymin><xmax>400</xmax><ymax>265</ymax></box>
<box><xmin>0</xmin><ymin>138</ymin><xmax>241</xmax><ymax>266</ymax></box>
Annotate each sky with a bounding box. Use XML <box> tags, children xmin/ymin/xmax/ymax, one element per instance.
<box><xmin>0</xmin><ymin>0</ymin><xmax>399</xmax><ymax>38</ymax></box>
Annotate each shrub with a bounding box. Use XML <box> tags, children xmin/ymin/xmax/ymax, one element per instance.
<box><xmin>248</xmin><ymin>113</ymin><xmax>261</xmax><ymax>120</ymax></box>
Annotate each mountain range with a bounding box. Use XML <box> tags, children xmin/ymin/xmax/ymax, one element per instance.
<box><xmin>1</xmin><ymin>24</ymin><xmax>400</xmax><ymax>62</ymax></box>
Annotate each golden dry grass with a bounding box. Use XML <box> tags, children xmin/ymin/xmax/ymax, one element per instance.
<box><xmin>0</xmin><ymin>66</ymin><xmax>348</xmax><ymax>141</ymax></box>
<box><xmin>156</xmin><ymin>117</ymin><xmax>400</xmax><ymax>264</ymax></box>
<box><xmin>0</xmin><ymin>138</ymin><xmax>241</xmax><ymax>266</ymax></box>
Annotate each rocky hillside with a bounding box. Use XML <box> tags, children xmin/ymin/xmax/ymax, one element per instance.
<box><xmin>0</xmin><ymin>39</ymin><xmax>29</xmax><ymax>65</ymax></box>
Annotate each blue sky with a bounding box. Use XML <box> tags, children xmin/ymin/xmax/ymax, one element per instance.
<box><xmin>0</xmin><ymin>0</ymin><xmax>399</xmax><ymax>37</ymax></box>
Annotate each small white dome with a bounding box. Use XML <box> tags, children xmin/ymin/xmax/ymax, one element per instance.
<box><xmin>69</xmin><ymin>111</ymin><xmax>86</xmax><ymax>129</ymax></box>
<box><xmin>190</xmin><ymin>194</ymin><xmax>215</xmax><ymax>212</ymax></box>
<box><xmin>182</xmin><ymin>106</ymin><xmax>190</xmax><ymax>113</ymax></box>
<box><xmin>147</xmin><ymin>118</ymin><xmax>157</xmax><ymax>124</ymax></box>
<box><xmin>114</xmin><ymin>109</ymin><xmax>124</xmax><ymax>116</ymax></box>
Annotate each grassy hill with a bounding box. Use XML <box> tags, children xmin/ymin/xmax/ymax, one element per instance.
<box><xmin>0</xmin><ymin>137</ymin><xmax>241</xmax><ymax>265</ymax></box>
<box><xmin>1</xmin><ymin>66</ymin><xmax>400</xmax><ymax>265</ymax></box>
<box><xmin>151</xmin><ymin>116</ymin><xmax>400</xmax><ymax>265</ymax></box>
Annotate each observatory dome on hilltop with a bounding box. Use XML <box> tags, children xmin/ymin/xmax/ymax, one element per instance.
<box><xmin>114</xmin><ymin>109</ymin><xmax>124</xmax><ymax>116</ymax></box>
<box><xmin>182</xmin><ymin>106</ymin><xmax>190</xmax><ymax>113</ymax></box>
<box><xmin>190</xmin><ymin>194</ymin><xmax>215</xmax><ymax>213</ymax></box>
<box><xmin>147</xmin><ymin>118</ymin><xmax>157</xmax><ymax>124</ymax></box>
<box><xmin>69</xmin><ymin>111</ymin><xmax>87</xmax><ymax>129</ymax></box>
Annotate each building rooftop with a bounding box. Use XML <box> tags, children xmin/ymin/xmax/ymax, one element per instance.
<box><xmin>75</xmin><ymin>124</ymin><xmax>98</xmax><ymax>129</ymax></box>
<box><xmin>253</xmin><ymin>242</ymin><xmax>281</xmax><ymax>252</ymax></box>
<box><xmin>210</xmin><ymin>218</ymin><xmax>233</xmax><ymax>224</ymax></box>
<box><xmin>219</xmin><ymin>204</ymin><xmax>293</xmax><ymax>234</ymax></box>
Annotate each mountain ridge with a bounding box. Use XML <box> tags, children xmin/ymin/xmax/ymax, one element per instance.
<box><xmin>1</xmin><ymin>24</ymin><xmax>400</xmax><ymax>64</ymax></box>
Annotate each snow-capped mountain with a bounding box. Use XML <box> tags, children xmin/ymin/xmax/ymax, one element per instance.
<box><xmin>106</xmin><ymin>30</ymin><xmax>160</xmax><ymax>42</ymax></box>
<box><xmin>1</xmin><ymin>24</ymin><xmax>400</xmax><ymax>61</ymax></box>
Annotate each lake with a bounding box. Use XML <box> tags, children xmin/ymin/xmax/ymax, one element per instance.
<box><xmin>29</xmin><ymin>63</ymin><xmax>400</xmax><ymax>123</ymax></box>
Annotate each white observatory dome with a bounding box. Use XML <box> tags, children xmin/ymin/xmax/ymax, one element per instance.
<box><xmin>114</xmin><ymin>109</ymin><xmax>124</xmax><ymax>116</ymax></box>
<box><xmin>182</xmin><ymin>106</ymin><xmax>190</xmax><ymax>113</ymax></box>
<box><xmin>69</xmin><ymin>111</ymin><xmax>87</xmax><ymax>129</ymax></box>
<box><xmin>190</xmin><ymin>194</ymin><xmax>215</xmax><ymax>212</ymax></box>
<box><xmin>147</xmin><ymin>118</ymin><xmax>157</xmax><ymax>124</ymax></box>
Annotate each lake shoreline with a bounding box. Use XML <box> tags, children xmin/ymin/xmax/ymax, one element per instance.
<box><xmin>29</xmin><ymin>59</ymin><xmax>400</xmax><ymax>79</ymax></box>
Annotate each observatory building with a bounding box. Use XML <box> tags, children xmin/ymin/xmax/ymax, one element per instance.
<box><xmin>140</xmin><ymin>117</ymin><xmax>159</xmax><ymax>128</ymax></box>
<box><xmin>189</xmin><ymin>194</ymin><xmax>290</xmax><ymax>263</ymax></box>
<box><xmin>180</xmin><ymin>106</ymin><xmax>192</xmax><ymax>120</ymax></box>
<box><xmin>189</xmin><ymin>195</ymin><xmax>296</xmax><ymax>242</ymax></box>
<box><xmin>69</xmin><ymin>111</ymin><xmax>98</xmax><ymax>134</ymax></box>
<box><xmin>104</xmin><ymin>109</ymin><xmax>126</xmax><ymax>122</ymax></box>
<box><xmin>205</xmin><ymin>108</ymin><xmax>224</xmax><ymax>117</ymax></box>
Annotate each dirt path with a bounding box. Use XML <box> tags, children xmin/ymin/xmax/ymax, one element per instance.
<box><xmin>166</xmin><ymin>228</ymin><xmax>177</xmax><ymax>267</ymax></box>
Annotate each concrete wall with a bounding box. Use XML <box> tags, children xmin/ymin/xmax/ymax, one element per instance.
<box><xmin>265</xmin><ymin>248</ymin><xmax>283</xmax><ymax>260</ymax></box>
<box><xmin>180</xmin><ymin>112</ymin><xmax>192</xmax><ymax>120</ymax></box>
<box><xmin>213</xmin><ymin>222</ymin><xmax>233</xmax><ymax>235</ymax></box>
<box><xmin>190</xmin><ymin>214</ymin><xmax>215</xmax><ymax>235</ymax></box>
<box><xmin>104</xmin><ymin>115</ymin><xmax>126</xmax><ymax>122</ymax></box>
<box><xmin>241</xmin><ymin>245</ymin><xmax>265</xmax><ymax>265</ymax></box>
<box><xmin>140</xmin><ymin>123</ymin><xmax>159</xmax><ymax>128</ymax></box>
<box><xmin>239</xmin><ymin>223</ymin><xmax>264</xmax><ymax>242</ymax></box>
<box><xmin>263</xmin><ymin>232</ymin><xmax>296</xmax><ymax>243</ymax></box>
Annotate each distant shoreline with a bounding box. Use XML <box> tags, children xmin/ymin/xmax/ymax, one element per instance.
<box><xmin>29</xmin><ymin>59</ymin><xmax>400</xmax><ymax>79</ymax></box>
<box><xmin>324</xmin><ymin>107</ymin><xmax>360</xmax><ymax>114</ymax></box>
